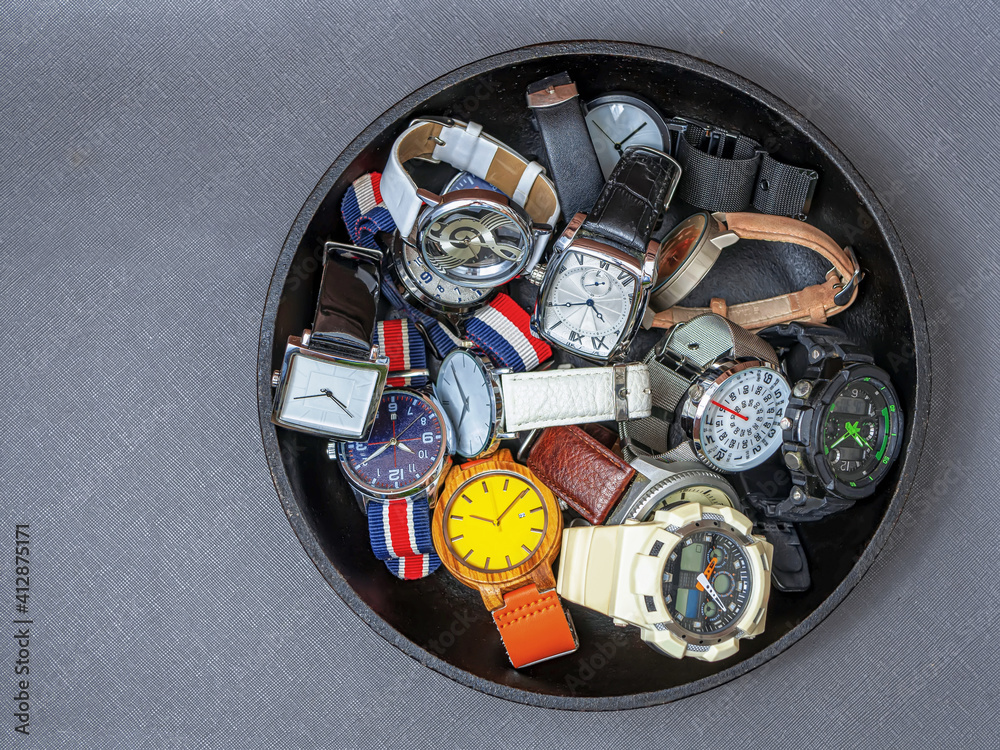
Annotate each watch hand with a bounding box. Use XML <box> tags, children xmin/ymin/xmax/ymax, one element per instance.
<box><xmin>322</xmin><ymin>388</ymin><xmax>354</xmax><ymax>417</ymax></box>
<box><xmin>618</xmin><ymin>121</ymin><xmax>648</xmax><ymax>146</ymax></box>
<box><xmin>710</xmin><ymin>400</ymin><xmax>749</xmax><ymax>422</ymax></box>
<box><xmin>459</xmin><ymin>397</ymin><xmax>469</xmax><ymax>427</ymax></box>
<box><xmin>495</xmin><ymin>489</ymin><xmax>530</xmax><ymax>527</ymax></box>
<box><xmin>359</xmin><ymin>442</ymin><xmax>393</xmax><ymax>466</ymax></box>
<box><xmin>593</xmin><ymin>121</ymin><xmax>617</xmax><ymax>145</ymax></box>
<box><xmin>293</xmin><ymin>392</ymin><xmax>330</xmax><ymax>400</ymax></box>
<box><xmin>829</xmin><ymin>431</ymin><xmax>853</xmax><ymax>449</ymax></box>
<box><xmin>396</xmin><ymin>442</ymin><xmax>415</xmax><ymax>455</ymax></box>
<box><xmin>468</xmin><ymin>515</ymin><xmax>496</xmax><ymax>525</ymax></box>
<box><xmin>394</xmin><ymin>414</ymin><xmax>425</xmax><ymax>440</ymax></box>
<box><xmin>844</xmin><ymin>421</ymin><xmax>874</xmax><ymax>450</ymax></box>
<box><xmin>697</xmin><ymin>573</ymin><xmax>726</xmax><ymax>610</ymax></box>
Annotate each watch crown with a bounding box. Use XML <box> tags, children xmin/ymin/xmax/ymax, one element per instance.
<box><xmin>792</xmin><ymin>380</ymin><xmax>813</xmax><ymax>398</ymax></box>
<box><xmin>784</xmin><ymin>452</ymin><xmax>804</xmax><ymax>471</ymax></box>
<box><xmin>326</xmin><ymin>440</ymin><xmax>339</xmax><ymax>461</ymax></box>
<box><xmin>271</xmin><ymin>370</ymin><xmax>281</xmax><ymax>388</ymax></box>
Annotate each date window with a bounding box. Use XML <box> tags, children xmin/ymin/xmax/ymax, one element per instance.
<box><xmin>518</xmin><ymin>512</ymin><xmax>526</xmax><ymax>519</ymax></box>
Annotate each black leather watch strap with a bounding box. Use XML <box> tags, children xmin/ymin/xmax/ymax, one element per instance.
<box><xmin>526</xmin><ymin>72</ymin><xmax>605</xmax><ymax>218</ymax></box>
<box><xmin>311</xmin><ymin>242</ymin><xmax>382</xmax><ymax>357</ymax></box>
<box><xmin>669</xmin><ymin>117</ymin><xmax>819</xmax><ymax>219</ymax></box>
<box><xmin>578</xmin><ymin>146</ymin><xmax>680</xmax><ymax>258</ymax></box>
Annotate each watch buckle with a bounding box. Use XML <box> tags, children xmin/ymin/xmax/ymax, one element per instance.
<box><xmin>408</xmin><ymin>116</ymin><xmax>456</xmax><ymax>164</ymax></box>
<box><xmin>833</xmin><ymin>245</ymin><xmax>863</xmax><ymax>306</ymax></box>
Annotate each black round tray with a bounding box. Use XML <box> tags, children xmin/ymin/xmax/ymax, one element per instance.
<box><xmin>257</xmin><ymin>42</ymin><xmax>929</xmax><ymax>710</ymax></box>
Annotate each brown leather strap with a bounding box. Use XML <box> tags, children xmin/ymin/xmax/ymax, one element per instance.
<box><xmin>651</xmin><ymin>212</ymin><xmax>859</xmax><ymax>332</ymax></box>
<box><xmin>527</xmin><ymin>425</ymin><xmax>635</xmax><ymax>525</ymax></box>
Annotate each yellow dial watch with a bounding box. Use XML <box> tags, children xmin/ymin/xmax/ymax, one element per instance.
<box><xmin>432</xmin><ymin>449</ymin><xmax>579</xmax><ymax>668</ymax></box>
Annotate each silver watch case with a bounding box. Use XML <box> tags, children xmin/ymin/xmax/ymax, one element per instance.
<box><xmin>270</xmin><ymin>332</ymin><xmax>389</xmax><ymax>442</ymax></box>
<box><xmin>530</xmin><ymin>212</ymin><xmax>658</xmax><ymax>364</ymax></box>
<box><xmin>389</xmin><ymin>233</ymin><xmax>497</xmax><ymax>335</ymax></box>
<box><xmin>605</xmin><ymin>457</ymin><xmax>740</xmax><ymax>524</ymax></box>
<box><xmin>647</xmin><ymin>211</ymin><xmax>737</xmax><ymax>313</ymax></box>
<box><xmin>330</xmin><ymin>386</ymin><xmax>455</xmax><ymax>509</ymax></box>
<box><xmin>679</xmin><ymin>358</ymin><xmax>789</xmax><ymax>473</ymax></box>
<box><xmin>406</xmin><ymin>188</ymin><xmax>552</xmax><ymax>289</ymax></box>
<box><xmin>439</xmin><ymin>348</ymin><xmax>517</xmax><ymax>459</ymax></box>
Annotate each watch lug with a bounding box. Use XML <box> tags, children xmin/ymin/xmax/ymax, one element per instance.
<box><xmin>416</xmin><ymin>188</ymin><xmax>443</xmax><ymax>207</ymax></box>
<box><xmin>712</xmin><ymin>231</ymin><xmax>740</xmax><ymax>250</ymax></box>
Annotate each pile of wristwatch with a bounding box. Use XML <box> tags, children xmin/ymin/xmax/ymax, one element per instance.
<box><xmin>268</xmin><ymin>73</ymin><xmax>904</xmax><ymax>669</ymax></box>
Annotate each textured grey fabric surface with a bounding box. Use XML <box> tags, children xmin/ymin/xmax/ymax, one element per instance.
<box><xmin>1</xmin><ymin>2</ymin><xmax>996</xmax><ymax>748</ymax></box>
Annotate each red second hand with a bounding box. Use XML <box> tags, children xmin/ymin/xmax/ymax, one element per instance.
<box><xmin>711</xmin><ymin>400</ymin><xmax>749</xmax><ymax>421</ymax></box>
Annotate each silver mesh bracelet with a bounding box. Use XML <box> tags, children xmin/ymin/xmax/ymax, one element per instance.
<box><xmin>620</xmin><ymin>314</ymin><xmax>779</xmax><ymax>460</ymax></box>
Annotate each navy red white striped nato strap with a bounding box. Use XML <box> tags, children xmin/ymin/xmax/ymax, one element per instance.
<box><xmin>341</xmin><ymin>172</ymin><xmax>396</xmax><ymax>249</ymax></box>
<box><xmin>367</xmin><ymin>318</ymin><xmax>439</xmax><ymax>579</ymax></box>
<box><xmin>381</xmin><ymin>282</ymin><xmax>551</xmax><ymax>373</ymax></box>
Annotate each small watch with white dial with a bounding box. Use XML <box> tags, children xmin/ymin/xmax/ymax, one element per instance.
<box><xmin>531</xmin><ymin>146</ymin><xmax>681</xmax><ymax>363</ymax></box>
<box><xmin>620</xmin><ymin>313</ymin><xmax>792</xmax><ymax>473</ymax></box>
<box><xmin>435</xmin><ymin>348</ymin><xmax>653</xmax><ymax>458</ymax></box>
<box><xmin>584</xmin><ymin>93</ymin><xmax>670</xmax><ymax>179</ymax></box>
<box><xmin>270</xmin><ymin>243</ymin><xmax>390</xmax><ymax>441</ymax></box>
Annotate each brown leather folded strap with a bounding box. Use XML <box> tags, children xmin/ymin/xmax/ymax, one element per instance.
<box><xmin>527</xmin><ymin>425</ymin><xmax>635</xmax><ymax>525</ymax></box>
<box><xmin>650</xmin><ymin>212</ymin><xmax>859</xmax><ymax>331</ymax></box>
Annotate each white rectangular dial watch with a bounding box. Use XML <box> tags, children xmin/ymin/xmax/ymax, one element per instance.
<box><xmin>270</xmin><ymin>243</ymin><xmax>389</xmax><ymax>441</ymax></box>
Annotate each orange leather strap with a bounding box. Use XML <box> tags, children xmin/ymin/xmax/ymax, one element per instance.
<box><xmin>650</xmin><ymin>212</ymin><xmax>859</xmax><ymax>331</ymax></box>
<box><xmin>491</xmin><ymin>583</ymin><xmax>578</xmax><ymax>668</ymax></box>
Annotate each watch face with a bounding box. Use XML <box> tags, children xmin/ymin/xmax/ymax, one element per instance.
<box><xmin>341</xmin><ymin>390</ymin><xmax>446</xmax><ymax>493</ymax></box>
<box><xmin>696</xmin><ymin>366</ymin><xmax>791</xmax><ymax>471</ymax></box>
<box><xmin>655</xmin><ymin>213</ymin><xmax>710</xmax><ymax>285</ymax></box>
<box><xmin>820</xmin><ymin>375</ymin><xmax>902</xmax><ymax>488</ymax></box>
<box><xmin>662</xmin><ymin>527</ymin><xmax>753</xmax><ymax>636</ymax></box>
<box><xmin>277</xmin><ymin>351</ymin><xmax>383</xmax><ymax>439</ymax></box>
<box><xmin>540</xmin><ymin>250</ymin><xmax>637</xmax><ymax>359</ymax></box>
<box><xmin>442</xmin><ymin>470</ymin><xmax>548</xmax><ymax>573</ymax></box>
<box><xmin>420</xmin><ymin>200</ymin><xmax>530</xmax><ymax>287</ymax></box>
<box><xmin>585</xmin><ymin>96</ymin><xmax>669</xmax><ymax>178</ymax></box>
<box><xmin>398</xmin><ymin>241</ymin><xmax>490</xmax><ymax>309</ymax></box>
<box><xmin>436</xmin><ymin>350</ymin><xmax>496</xmax><ymax>458</ymax></box>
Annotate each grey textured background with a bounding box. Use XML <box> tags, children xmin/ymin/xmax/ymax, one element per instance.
<box><xmin>1</xmin><ymin>2</ymin><xmax>997</xmax><ymax>748</ymax></box>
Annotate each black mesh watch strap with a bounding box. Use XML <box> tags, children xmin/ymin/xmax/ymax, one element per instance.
<box><xmin>578</xmin><ymin>146</ymin><xmax>680</xmax><ymax>258</ymax></box>
<box><xmin>670</xmin><ymin>118</ymin><xmax>819</xmax><ymax>219</ymax></box>
<box><xmin>526</xmin><ymin>72</ymin><xmax>605</xmax><ymax>218</ymax></box>
<box><xmin>310</xmin><ymin>242</ymin><xmax>382</xmax><ymax>357</ymax></box>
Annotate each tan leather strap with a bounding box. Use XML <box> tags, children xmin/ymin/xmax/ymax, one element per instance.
<box><xmin>651</xmin><ymin>212</ymin><xmax>859</xmax><ymax>331</ymax></box>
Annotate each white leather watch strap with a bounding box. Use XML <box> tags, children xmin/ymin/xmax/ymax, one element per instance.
<box><xmin>380</xmin><ymin>118</ymin><xmax>561</xmax><ymax>267</ymax></box>
<box><xmin>499</xmin><ymin>363</ymin><xmax>652</xmax><ymax>433</ymax></box>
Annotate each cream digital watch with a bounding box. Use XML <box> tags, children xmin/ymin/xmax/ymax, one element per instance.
<box><xmin>556</xmin><ymin>502</ymin><xmax>773</xmax><ymax>661</ymax></box>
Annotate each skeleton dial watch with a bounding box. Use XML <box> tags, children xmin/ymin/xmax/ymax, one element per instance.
<box><xmin>432</xmin><ymin>449</ymin><xmax>579</xmax><ymax>669</ymax></box>
<box><xmin>557</xmin><ymin>502</ymin><xmax>773</xmax><ymax>661</ymax></box>
<box><xmin>620</xmin><ymin>313</ymin><xmax>792</xmax><ymax>473</ymax></box>
<box><xmin>530</xmin><ymin>145</ymin><xmax>681</xmax><ymax>363</ymax></box>
<box><xmin>380</xmin><ymin>117</ymin><xmax>560</xmax><ymax>288</ymax></box>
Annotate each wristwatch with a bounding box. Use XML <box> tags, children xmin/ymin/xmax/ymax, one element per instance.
<box><xmin>620</xmin><ymin>313</ymin><xmax>791</xmax><ymax>473</ymax></box>
<box><xmin>524</xmin><ymin>424</ymin><xmax>739</xmax><ymax>525</ymax></box>
<box><xmin>530</xmin><ymin>146</ymin><xmax>681</xmax><ymax>363</ymax></box>
<box><xmin>380</xmin><ymin>117</ymin><xmax>560</xmax><ymax>287</ymax></box>
<box><xmin>748</xmin><ymin>322</ymin><xmax>904</xmax><ymax>522</ymax></box>
<box><xmin>583</xmin><ymin>92</ymin><xmax>671</xmax><ymax>179</ymax></box>
<box><xmin>647</xmin><ymin>211</ymin><xmax>862</xmax><ymax>331</ymax></box>
<box><xmin>667</xmin><ymin>116</ymin><xmax>819</xmax><ymax>219</ymax></box>
<box><xmin>526</xmin><ymin>72</ymin><xmax>605</xmax><ymax>218</ymax></box>
<box><xmin>435</xmin><ymin>351</ymin><xmax>652</xmax><ymax>458</ymax></box>
<box><xmin>270</xmin><ymin>243</ymin><xmax>390</xmax><ymax>441</ymax></box>
<box><xmin>431</xmin><ymin>449</ymin><xmax>579</xmax><ymax>668</ymax></box>
<box><xmin>556</xmin><ymin>502</ymin><xmax>773</xmax><ymax>661</ymax></box>
<box><xmin>331</xmin><ymin>319</ymin><xmax>454</xmax><ymax>579</ymax></box>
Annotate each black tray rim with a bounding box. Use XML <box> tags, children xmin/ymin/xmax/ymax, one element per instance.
<box><xmin>256</xmin><ymin>40</ymin><xmax>931</xmax><ymax>711</ymax></box>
